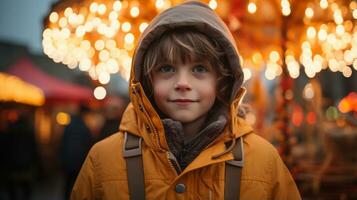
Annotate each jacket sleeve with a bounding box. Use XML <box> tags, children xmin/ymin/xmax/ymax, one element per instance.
<box><xmin>70</xmin><ymin>147</ymin><xmax>99</xmax><ymax>200</ymax></box>
<box><xmin>270</xmin><ymin>150</ymin><xmax>301</xmax><ymax>200</ymax></box>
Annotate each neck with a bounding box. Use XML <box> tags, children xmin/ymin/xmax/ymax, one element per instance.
<box><xmin>182</xmin><ymin>114</ymin><xmax>207</xmax><ymax>142</ymax></box>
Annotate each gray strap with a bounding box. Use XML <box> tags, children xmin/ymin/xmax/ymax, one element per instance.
<box><xmin>225</xmin><ymin>137</ymin><xmax>244</xmax><ymax>200</ymax></box>
<box><xmin>123</xmin><ymin>132</ymin><xmax>145</xmax><ymax>200</ymax></box>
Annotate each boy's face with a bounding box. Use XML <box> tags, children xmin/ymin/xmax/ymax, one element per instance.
<box><xmin>152</xmin><ymin>61</ymin><xmax>217</xmax><ymax>123</ymax></box>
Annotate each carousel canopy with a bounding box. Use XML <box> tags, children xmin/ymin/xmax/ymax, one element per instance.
<box><xmin>7</xmin><ymin>57</ymin><xmax>93</xmax><ymax>103</ymax></box>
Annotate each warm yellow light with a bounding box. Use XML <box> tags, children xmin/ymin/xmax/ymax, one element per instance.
<box><xmin>68</xmin><ymin>13</ymin><xmax>77</xmax><ymax>25</ymax></box>
<box><xmin>307</xmin><ymin>26</ymin><xmax>316</xmax><ymax>39</ymax></box>
<box><xmin>327</xmin><ymin>33</ymin><xmax>336</xmax><ymax>44</ymax></box>
<box><xmin>0</xmin><ymin>73</ymin><xmax>45</xmax><ymax>106</ymax></box>
<box><xmin>86</xmin><ymin>65</ymin><xmax>95</xmax><ymax>78</ymax></box>
<box><xmin>98</xmin><ymin>4</ymin><xmax>107</xmax><ymax>15</ymax></box>
<box><xmin>64</xmin><ymin>7</ymin><xmax>73</xmax><ymax>17</ymax></box>
<box><xmin>80</xmin><ymin>40</ymin><xmax>91</xmax><ymax>50</ymax></box>
<box><xmin>130</xmin><ymin>6</ymin><xmax>140</xmax><ymax>17</ymax></box>
<box><xmin>303</xmin><ymin>83</ymin><xmax>314</xmax><ymax>99</ymax></box>
<box><xmin>265</xmin><ymin>69</ymin><xmax>276</xmax><ymax>80</ymax></box>
<box><xmin>336</xmin><ymin>24</ymin><xmax>345</xmax><ymax>35</ymax></box>
<box><xmin>94</xmin><ymin>86</ymin><xmax>106</xmax><ymax>100</ymax></box>
<box><xmin>344</xmin><ymin>50</ymin><xmax>353</xmax><ymax>65</ymax></box>
<box><xmin>90</xmin><ymin>2</ymin><xmax>98</xmax><ymax>13</ymax></box>
<box><xmin>49</xmin><ymin>12</ymin><xmax>59</xmax><ymax>23</ymax></box>
<box><xmin>99</xmin><ymin>50</ymin><xmax>110</xmax><ymax>62</ymax></box>
<box><xmin>61</xmin><ymin>28</ymin><xmax>71</xmax><ymax>39</ymax></box>
<box><xmin>305</xmin><ymin>68</ymin><xmax>316</xmax><ymax>78</ymax></box>
<box><xmin>79</xmin><ymin>58</ymin><xmax>92</xmax><ymax>71</ymax></box>
<box><xmin>122</xmin><ymin>22</ymin><xmax>131</xmax><ymax>32</ymax></box>
<box><xmin>334</xmin><ymin>10</ymin><xmax>343</xmax><ymax>24</ymax></box>
<box><xmin>302</xmin><ymin>41</ymin><xmax>311</xmax><ymax>50</ymax></box>
<box><xmin>289</xmin><ymin>70</ymin><xmax>300</xmax><ymax>79</ymax></box>
<box><xmin>269</xmin><ymin>51</ymin><xmax>280</xmax><ymax>62</ymax></box>
<box><xmin>56</xmin><ymin>112</ymin><xmax>71</xmax><ymax>125</ymax></box>
<box><xmin>285</xmin><ymin>55</ymin><xmax>295</xmax><ymax>63</ymax></box>
<box><xmin>106</xmin><ymin>59</ymin><xmax>119</xmax><ymax>73</ymax></box>
<box><xmin>209</xmin><ymin>0</ymin><xmax>218</xmax><ymax>10</ymax></box>
<box><xmin>124</xmin><ymin>43</ymin><xmax>134</xmax><ymax>51</ymax></box>
<box><xmin>111</xmin><ymin>20</ymin><xmax>120</xmax><ymax>30</ymax></box>
<box><xmin>42</xmin><ymin>28</ymin><xmax>51</xmax><ymax>39</ymax></box>
<box><xmin>155</xmin><ymin>0</ymin><xmax>164</xmax><ymax>9</ymax></box>
<box><xmin>124</xmin><ymin>33</ymin><xmax>135</xmax><ymax>44</ymax></box>
<box><xmin>329</xmin><ymin>59</ymin><xmax>339</xmax><ymax>72</ymax></box>
<box><xmin>342</xmin><ymin>67</ymin><xmax>352</xmax><ymax>78</ymax></box>
<box><xmin>59</xmin><ymin>17</ymin><xmax>68</xmax><ymax>28</ymax></box>
<box><xmin>104</xmin><ymin>27</ymin><xmax>116</xmax><ymax>38</ymax></box>
<box><xmin>67</xmin><ymin>60</ymin><xmax>78</xmax><ymax>69</ymax></box>
<box><xmin>247</xmin><ymin>2</ymin><xmax>257</xmax><ymax>14</ymax></box>
<box><xmin>353</xmin><ymin>9</ymin><xmax>357</xmax><ymax>20</ymax></box>
<box><xmin>106</xmin><ymin>40</ymin><xmax>116</xmax><ymax>50</ymax></box>
<box><xmin>96</xmin><ymin>62</ymin><xmax>106</xmax><ymax>74</ymax></box>
<box><xmin>305</xmin><ymin>7</ymin><xmax>314</xmax><ymax>18</ymax></box>
<box><xmin>281</xmin><ymin>0</ymin><xmax>290</xmax><ymax>7</ymax></box>
<box><xmin>75</xmin><ymin>26</ymin><xmax>86</xmax><ymax>37</ymax></box>
<box><xmin>351</xmin><ymin>2</ymin><xmax>357</xmax><ymax>10</ymax></box>
<box><xmin>77</xmin><ymin>14</ymin><xmax>84</xmax><ymax>24</ymax></box>
<box><xmin>109</xmin><ymin>11</ymin><xmax>118</xmax><ymax>21</ymax></box>
<box><xmin>252</xmin><ymin>52</ymin><xmax>263</xmax><ymax>65</ymax></box>
<box><xmin>92</xmin><ymin>17</ymin><xmax>101</xmax><ymax>27</ymax></box>
<box><xmin>113</xmin><ymin>1</ymin><xmax>122</xmax><ymax>11</ymax></box>
<box><xmin>243</xmin><ymin>68</ymin><xmax>252</xmax><ymax>82</ymax></box>
<box><xmin>139</xmin><ymin>22</ymin><xmax>149</xmax><ymax>33</ymax></box>
<box><xmin>95</xmin><ymin>40</ymin><xmax>105</xmax><ymax>51</ymax></box>
<box><xmin>84</xmin><ymin>21</ymin><xmax>94</xmax><ymax>32</ymax></box>
<box><xmin>98</xmin><ymin>72</ymin><xmax>110</xmax><ymax>84</ymax></box>
<box><xmin>353</xmin><ymin>59</ymin><xmax>357</xmax><ymax>70</ymax></box>
<box><xmin>282</xmin><ymin>7</ymin><xmax>291</xmax><ymax>16</ymax></box>
<box><xmin>318</xmin><ymin>29</ymin><xmax>327</xmax><ymax>41</ymax></box>
<box><xmin>320</xmin><ymin>0</ymin><xmax>328</xmax><ymax>9</ymax></box>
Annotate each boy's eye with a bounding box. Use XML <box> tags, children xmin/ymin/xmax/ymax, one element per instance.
<box><xmin>158</xmin><ymin>65</ymin><xmax>175</xmax><ymax>73</ymax></box>
<box><xmin>192</xmin><ymin>65</ymin><xmax>209</xmax><ymax>73</ymax></box>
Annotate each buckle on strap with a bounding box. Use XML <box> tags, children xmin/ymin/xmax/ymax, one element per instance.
<box><xmin>123</xmin><ymin>132</ymin><xmax>142</xmax><ymax>158</ymax></box>
<box><xmin>226</xmin><ymin>137</ymin><xmax>244</xmax><ymax>167</ymax></box>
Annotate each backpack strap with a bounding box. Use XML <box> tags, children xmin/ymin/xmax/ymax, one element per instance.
<box><xmin>224</xmin><ymin>136</ymin><xmax>244</xmax><ymax>200</ymax></box>
<box><xmin>123</xmin><ymin>132</ymin><xmax>146</xmax><ymax>200</ymax></box>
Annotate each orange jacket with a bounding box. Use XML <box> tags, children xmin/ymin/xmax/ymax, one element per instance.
<box><xmin>71</xmin><ymin>1</ymin><xmax>301</xmax><ymax>199</ymax></box>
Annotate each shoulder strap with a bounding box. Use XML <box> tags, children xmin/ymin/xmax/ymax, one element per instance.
<box><xmin>224</xmin><ymin>136</ymin><xmax>244</xmax><ymax>200</ymax></box>
<box><xmin>123</xmin><ymin>132</ymin><xmax>146</xmax><ymax>200</ymax></box>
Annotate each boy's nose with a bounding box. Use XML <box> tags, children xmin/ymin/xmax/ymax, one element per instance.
<box><xmin>174</xmin><ymin>73</ymin><xmax>191</xmax><ymax>91</ymax></box>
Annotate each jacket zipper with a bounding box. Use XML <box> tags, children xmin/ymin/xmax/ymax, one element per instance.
<box><xmin>166</xmin><ymin>151</ymin><xmax>182</xmax><ymax>175</ymax></box>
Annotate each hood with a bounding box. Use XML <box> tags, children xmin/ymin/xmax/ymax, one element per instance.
<box><xmin>120</xmin><ymin>1</ymin><xmax>251</xmax><ymax>151</ymax></box>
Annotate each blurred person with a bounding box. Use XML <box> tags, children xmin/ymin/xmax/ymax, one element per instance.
<box><xmin>59</xmin><ymin>105</ymin><xmax>94</xmax><ymax>200</ymax></box>
<box><xmin>0</xmin><ymin>107</ymin><xmax>38</xmax><ymax>200</ymax></box>
<box><xmin>97</xmin><ymin>96</ymin><xmax>128</xmax><ymax>141</ymax></box>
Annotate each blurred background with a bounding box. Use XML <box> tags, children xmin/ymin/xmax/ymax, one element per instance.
<box><xmin>0</xmin><ymin>0</ymin><xmax>356</xmax><ymax>199</ymax></box>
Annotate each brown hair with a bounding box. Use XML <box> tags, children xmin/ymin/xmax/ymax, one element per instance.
<box><xmin>142</xmin><ymin>28</ymin><xmax>234</xmax><ymax>108</ymax></box>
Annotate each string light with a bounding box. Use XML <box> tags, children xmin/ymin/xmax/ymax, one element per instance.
<box><xmin>305</xmin><ymin>7</ymin><xmax>314</xmax><ymax>18</ymax></box>
<box><xmin>43</xmin><ymin>0</ymin><xmax>357</xmax><ymax>93</ymax></box>
<box><xmin>208</xmin><ymin>0</ymin><xmax>218</xmax><ymax>10</ymax></box>
<box><xmin>94</xmin><ymin>86</ymin><xmax>106</xmax><ymax>100</ymax></box>
<box><xmin>130</xmin><ymin>6</ymin><xmax>140</xmax><ymax>18</ymax></box>
<box><xmin>247</xmin><ymin>2</ymin><xmax>257</xmax><ymax>14</ymax></box>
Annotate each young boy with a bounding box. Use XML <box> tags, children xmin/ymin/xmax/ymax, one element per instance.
<box><xmin>71</xmin><ymin>1</ymin><xmax>301</xmax><ymax>199</ymax></box>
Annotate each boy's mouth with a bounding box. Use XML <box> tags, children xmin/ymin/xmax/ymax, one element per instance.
<box><xmin>170</xmin><ymin>99</ymin><xmax>198</xmax><ymax>103</ymax></box>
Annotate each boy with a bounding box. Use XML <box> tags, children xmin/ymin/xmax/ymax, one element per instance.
<box><xmin>71</xmin><ymin>1</ymin><xmax>301</xmax><ymax>199</ymax></box>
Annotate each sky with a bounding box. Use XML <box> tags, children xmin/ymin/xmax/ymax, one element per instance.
<box><xmin>0</xmin><ymin>0</ymin><xmax>57</xmax><ymax>53</ymax></box>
